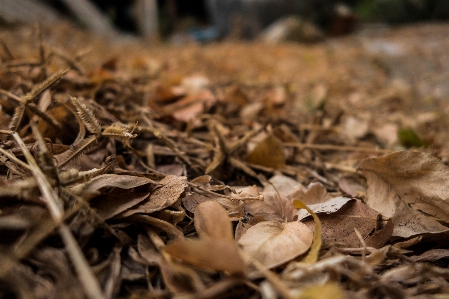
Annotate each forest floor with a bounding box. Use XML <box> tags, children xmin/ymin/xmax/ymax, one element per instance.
<box><xmin>1</xmin><ymin>22</ymin><xmax>449</xmax><ymax>299</ymax></box>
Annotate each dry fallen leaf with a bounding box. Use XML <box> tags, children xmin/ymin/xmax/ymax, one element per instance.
<box><xmin>119</xmin><ymin>175</ymin><xmax>188</xmax><ymax>216</ymax></box>
<box><xmin>164</xmin><ymin>201</ymin><xmax>245</xmax><ymax>274</ymax></box>
<box><xmin>70</xmin><ymin>174</ymin><xmax>155</xmax><ymax>198</ymax></box>
<box><xmin>296</xmin><ymin>196</ymin><xmax>353</xmax><ymax>220</ymax></box>
<box><xmin>359</xmin><ymin>151</ymin><xmax>449</xmax><ymax>238</ymax></box>
<box><xmin>194</xmin><ymin>200</ymin><xmax>234</xmax><ymax>240</ymax></box>
<box><xmin>252</xmin><ymin>174</ymin><xmax>303</xmax><ymax>222</ymax></box>
<box><xmin>245</xmin><ymin>134</ymin><xmax>285</xmax><ymax>169</ymax></box>
<box><xmin>299</xmin><ymin>198</ymin><xmax>380</xmax><ymax>247</ymax></box>
<box><xmin>293</xmin><ymin>182</ymin><xmax>331</xmax><ymax>205</ymax></box>
<box><xmin>238</xmin><ymin>220</ymin><xmax>313</xmax><ymax>268</ymax></box>
<box><xmin>93</xmin><ymin>192</ymin><xmax>150</xmax><ymax>220</ymax></box>
<box><xmin>293</xmin><ymin>199</ymin><xmax>322</xmax><ymax>263</ymax></box>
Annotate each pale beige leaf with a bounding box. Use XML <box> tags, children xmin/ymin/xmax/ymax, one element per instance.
<box><xmin>359</xmin><ymin>151</ymin><xmax>449</xmax><ymax>238</ymax></box>
<box><xmin>238</xmin><ymin>220</ymin><xmax>313</xmax><ymax>269</ymax></box>
<box><xmin>293</xmin><ymin>182</ymin><xmax>331</xmax><ymax>205</ymax></box>
<box><xmin>194</xmin><ymin>201</ymin><xmax>233</xmax><ymax>241</ymax></box>
<box><xmin>262</xmin><ymin>174</ymin><xmax>303</xmax><ymax>221</ymax></box>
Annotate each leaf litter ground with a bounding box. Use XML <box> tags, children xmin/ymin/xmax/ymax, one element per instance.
<box><xmin>1</xmin><ymin>23</ymin><xmax>449</xmax><ymax>299</ymax></box>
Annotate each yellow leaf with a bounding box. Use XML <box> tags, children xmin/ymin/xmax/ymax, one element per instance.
<box><xmin>293</xmin><ymin>199</ymin><xmax>322</xmax><ymax>263</ymax></box>
<box><xmin>297</xmin><ymin>283</ymin><xmax>344</xmax><ymax>299</ymax></box>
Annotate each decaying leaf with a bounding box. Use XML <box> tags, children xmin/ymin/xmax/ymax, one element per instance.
<box><xmin>238</xmin><ymin>220</ymin><xmax>313</xmax><ymax>268</ymax></box>
<box><xmin>359</xmin><ymin>151</ymin><xmax>449</xmax><ymax>238</ymax></box>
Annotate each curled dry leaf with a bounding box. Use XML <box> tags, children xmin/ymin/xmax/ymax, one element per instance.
<box><xmin>238</xmin><ymin>220</ymin><xmax>313</xmax><ymax>269</ymax></box>
<box><xmin>70</xmin><ymin>174</ymin><xmax>156</xmax><ymax>198</ymax></box>
<box><xmin>293</xmin><ymin>199</ymin><xmax>322</xmax><ymax>263</ymax></box>
<box><xmin>359</xmin><ymin>151</ymin><xmax>449</xmax><ymax>238</ymax></box>
<box><xmin>164</xmin><ymin>201</ymin><xmax>245</xmax><ymax>274</ymax></box>
<box><xmin>93</xmin><ymin>192</ymin><xmax>150</xmax><ymax>220</ymax></box>
<box><xmin>120</xmin><ymin>175</ymin><xmax>188</xmax><ymax>216</ymax></box>
<box><xmin>365</xmin><ymin>218</ymin><xmax>394</xmax><ymax>249</ymax></box>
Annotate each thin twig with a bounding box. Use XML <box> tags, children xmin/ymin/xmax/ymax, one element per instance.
<box><xmin>0</xmin><ymin>89</ymin><xmax>22</xmax><ymax>102</ymax></box>
<box><xmin>354</xmin><ymin>228</ymin><xmax>367</xmax><ymax>262</ymax></box>
<box><xmin>0</xmin><ymin>129</ymin><xmax>13</xmax><ymax>135</ymax></box>
<box><xmin>284</xmin><ymin>142</ymin><xmax>392</xmax><ymax>154</ymax></box>
<box><xmin>0</xmin><ymin>147</ymin><xmax>32</xmax><ymax>172</ymax></box>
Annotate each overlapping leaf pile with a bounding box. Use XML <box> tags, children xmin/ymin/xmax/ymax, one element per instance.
<box><xmin>1</xmin><ymin>28</ymin><xmax>449</xmax><ymax>299</ymax></box>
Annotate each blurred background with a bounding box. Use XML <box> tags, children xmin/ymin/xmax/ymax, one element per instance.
<box><xmin>1</xmin><ymin>0</ymin><xmax>449</xmax><ymax>43</ymax></box>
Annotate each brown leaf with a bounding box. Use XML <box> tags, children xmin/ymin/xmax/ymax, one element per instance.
<box><xmin>164</xmin><ymin>238</ymin><xmax>245</xmax><ymax>274</ymax></box>
<box><xmin>297</xmin><ymin>196</ymin><xmax>353</xmax><ymax>220</ymax></box>
<box><xmin>365</xmin><ymin>219</ymin><xmax>394</xmax><ymax>249</ymax></box>
<box><xmin>410</xmin><ymin>249</ymin><xmax>449</xmax><ymax>263</ymax></box>
<box><xmin>245</xmin><ymin>134</ymin><xmax>285</xmax><ymax>169</ymax></box>
<box><xmin>182</xmin><ymin>192</ymin><xmax>212</xmax><ymax>213</ymax></box>
<box><xmin>164</xmin><ymin>201</ymin><xmax>245</xmax><ymax>274</ymax></box>
<box><xmin>194</xmin><ymin>200</ymin><xmax>234</xmax><ymax>241</ymax></box>
<box><xmin>338</xmin><ymin>174</ymin><xmax>367</xmax><ymax>197</ymax></box>
<box><xmin>238</xmin><ymin>220</ymin><xmax>313</xmax><ymax>268</ymax></box>
<box><xmin>70</xmin><ymin>174</ymin><xmax>155</xmax><ymax>198</ymax></box>
<box><xmin>93</xmin><ymin>192</ymin><xmax>150</xmax><ymax>220</ymax></box>
<box><xmin>120</xmin><ymin>175</ymin><xmax>187</xmax><ymax>216</ymax></box>
<box><xmin>158</xmin><ymin>252</ymin><xmax>205</xmax><ymax>294</ymax></box>
<box><xmin>359</xmin><ymin>151</ymin><xmax>449</xmax><ymax>238</ymax></box>
<box><xmin>293</xmin><ymin>182</ymin><xmax>331</xmax><ymax>205</ymax></box>
<box><xmin>301</xmin><ymin>199</ymin><xmax>379</xmax><ymax>247</ymax></box>
<box><xmin>256</xmin><ymin>174</ymin><xmax>302</xmax><ymax>222</ymax></box>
